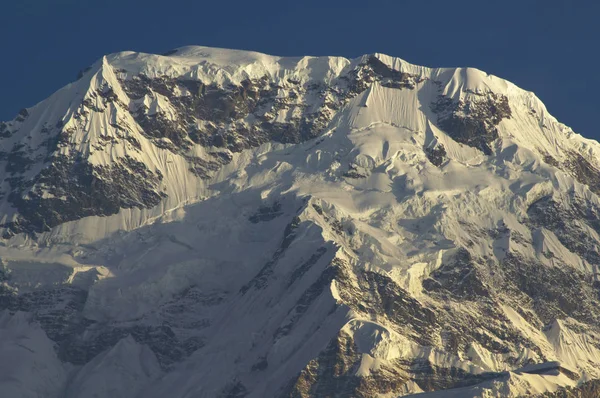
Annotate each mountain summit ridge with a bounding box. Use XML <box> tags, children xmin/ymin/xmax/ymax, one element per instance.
<box><xmin>1</xmin><ymin>46</ymin><xmax>596</xmax><ymax>240</ymax></box>
<box><xmin>1</xmin><ymin>46</ymin><xmax>600</xmax><ymax>397</ymax></box>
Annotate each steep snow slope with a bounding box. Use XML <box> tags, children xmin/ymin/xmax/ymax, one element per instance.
<box><xmin>64</xmin><ymin>335</ymin><xmax>161</xmax><ymax>398</ymax></box>
<box><xmin>0</xmin><ymin>311</ymin><xmax>66</xmax><ymax>398</ymax></box>
<box><xmin>1</xmin><ymin>46</ymin><xmax>600</xmax><ymax>397</ymax></box>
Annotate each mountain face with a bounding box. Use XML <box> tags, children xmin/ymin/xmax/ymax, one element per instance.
<box><xmin>1</xmin><ymin>46</ymin><xmax>600</xmax><ymax>397</ymax></box>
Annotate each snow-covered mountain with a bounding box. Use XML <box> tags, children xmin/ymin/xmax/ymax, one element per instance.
<box><xmin>1</xmin><ymin>46</ymin><xmax>600</xmax><ymax>397</ymax></box>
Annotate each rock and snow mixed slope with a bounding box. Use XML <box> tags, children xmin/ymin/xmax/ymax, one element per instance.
<box><xmin>1</xmin><ymin>46</ymin><xmax>600</xmax><ymax>397</ymax></box>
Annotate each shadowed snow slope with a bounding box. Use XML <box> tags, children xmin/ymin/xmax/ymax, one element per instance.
<box><xmin>1</xmin><ymin>46</ymin><xmax>600</xmax><ymax>397</ymax></box>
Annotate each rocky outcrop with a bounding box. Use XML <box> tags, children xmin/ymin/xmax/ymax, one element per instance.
<box><xmin>431</xmin><ymin>92</ymin><xmax>512</xmax><ymax>155</ymax></box>
<box><xmin>527</xmin><ymin>196</ymin><xmax>600</xmax><ymax>267</ymax></box>
<box><xmin>284</xmin><ymin>331</ymin><xmax>410</xmax><ymax>398</ymax></box>
<box><xmin>2</xmin><ymin>155</ymin><xmax>166</xmax><ymax>236</ymax></box>
<box><xmin>425</xmin><ymin>143</ymin><xmax>447</xmax><ymax>166</ymax></box>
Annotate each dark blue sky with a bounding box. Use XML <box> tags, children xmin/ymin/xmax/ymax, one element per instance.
<box><xmin>1</xmin><ymin>0</ymin><xmax>597</xmax><ymax>139</ymax></box>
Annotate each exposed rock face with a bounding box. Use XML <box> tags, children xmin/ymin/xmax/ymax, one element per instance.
<box><xmin>285</xmin><ymin>331</ymin><xmax>410</xmax><ymax>398</ymax></box>
<box><xmin>425</xmin><ymin>143</ymin><xmax>447</xmax><ymax>166</ymax></box>
<box><xmin>527</xmin><ymin>196</ymin><xmax>600</xmax><ymax>267</ymax></box>
<box><xmin>562</xmin><ymin>151</ymin><xmax>600</xmax><ymax>195</ymax></box>
<box><xmin>541</xmin><ymin>151</ymin><xmax>600</xmax><ymax>197</ymax></box>
<box><xmin>118</xmin><ymin>54</ymin><xmax>421</xmax><ymax>155</ymax></box>
<box><xmin>431</xmin><ymin>91</ymin><xmax>512</xmax><ymax>155</ymax></box>
<box><xmin>502</xmin><ymin>253</ymin><xmax>600</xmax><ymax>325</ymax></box>
<box><xmin>2</xmin><ymin>155</ymin><xmax>166</xmax><ymax>236</ymax></box>
<box><xmin>2</xmin><ymin>46</ymin><xmax>600</xmax><ymax>398</ymax></box>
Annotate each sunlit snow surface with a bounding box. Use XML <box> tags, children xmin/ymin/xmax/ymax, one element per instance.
<box><xmin>1</xmin><ymin>46</ymin><xmax>600</xmax><ymax>397</ymax></box>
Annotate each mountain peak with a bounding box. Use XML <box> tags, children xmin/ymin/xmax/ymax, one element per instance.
<box><xmin>0</xmin><ymin>45</ymin><xmax>595</xmax><ymax>239</ymax></box>
<box><xmin>2</xmin><ymin>45</ymin><xmax>600</xmax><ymax>398</ymax></box>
